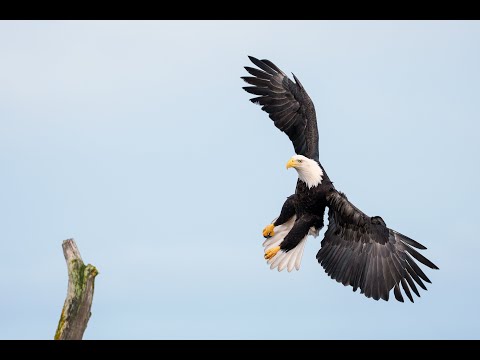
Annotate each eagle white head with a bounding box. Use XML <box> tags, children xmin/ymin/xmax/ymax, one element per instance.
<box><xmin>286</xmin><ymin>155</ymin><xmax>323</xmax><ymax>189</ymax></box>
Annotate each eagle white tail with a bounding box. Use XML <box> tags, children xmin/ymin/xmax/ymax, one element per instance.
<box><xmin>263</xmin><ymin>216</ymin><xmax>319</xmax><ymax>272</ymax></box>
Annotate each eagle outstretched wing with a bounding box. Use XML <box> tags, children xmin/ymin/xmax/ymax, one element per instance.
<box><xmin>317</xmin><ymin>190</ymin><xmax>439</xmax><ymax>302</ymax></box>
<box><xmin>242</xmin><ymin>56</ymin><xmax>319</xmax><ymax>162</ymax></box>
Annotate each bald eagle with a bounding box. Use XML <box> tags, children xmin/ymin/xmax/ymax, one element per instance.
<box><xmin>242</xmin><ymin>56</ymin><xmax>438</xmax><ymax>302</ymax></box>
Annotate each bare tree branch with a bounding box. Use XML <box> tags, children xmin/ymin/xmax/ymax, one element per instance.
<box><xmin>55</xmin><ymin>239</ymin><xmax>98</xmax><ymax>340</ymax></box>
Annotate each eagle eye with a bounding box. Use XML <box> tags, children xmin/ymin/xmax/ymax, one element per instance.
<box><xmin>298</xmin><ymin>159</ymin><xmax>303</xmax><ymax>163</ymax></box>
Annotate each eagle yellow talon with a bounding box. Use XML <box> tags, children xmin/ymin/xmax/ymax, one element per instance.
<box><xmin>264</xmin><ymin>246</ymin><xmax>280</xmax><ymax>260</ymax></box>
<box><xmin>262</xmin><ymin>223</ymin><xmax>275</xmax><ymax>238</ymax></box>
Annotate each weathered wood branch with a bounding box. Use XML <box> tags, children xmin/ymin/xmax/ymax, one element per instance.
<box><xmin>55</xmin><ymin>239</ymin><xmax>99</xmax><ymax>340</ymax></box>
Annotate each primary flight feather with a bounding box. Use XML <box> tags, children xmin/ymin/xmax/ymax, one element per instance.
<box><xmin>242</xmin><ymin>56</ymin><xmax>438</xmax><ymax>302</ymax></box>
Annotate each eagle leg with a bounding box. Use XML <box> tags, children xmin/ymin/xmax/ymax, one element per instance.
<box><xmin>264</xmin><ymin>246</ymin><xmax>280</xmax><ymax>260</ymax></box>
<box><xmin>281</xmin><ymin>214</ymin><xmax>321</xmax><ymax>252</ymax></box>
<box><xmin>262</xmin><ymin>223</ymin><xmax>275</xmax><ymax>238</ymax></box>
<box><xmin>263</xmin><ymin>194</ymin><xmax>297</xmax><ymax>238</ymax></box>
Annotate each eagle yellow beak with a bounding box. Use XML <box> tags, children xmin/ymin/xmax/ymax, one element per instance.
<box><xmin>286</xmin><ymin>158</ymin><xmax>296</xmax><ymax>169</ymax></box>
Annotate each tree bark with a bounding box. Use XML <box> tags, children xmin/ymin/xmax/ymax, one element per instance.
<box><xmin>54</xmin><ymin>239</ymin><xmax>99</xmax><ymax>340</ymax></box>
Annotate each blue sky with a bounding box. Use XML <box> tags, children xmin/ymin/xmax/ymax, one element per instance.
<box><xmin>0</xmin><ymin>20</ymin><xmax>479</xmax><ymax>339</ymax></box>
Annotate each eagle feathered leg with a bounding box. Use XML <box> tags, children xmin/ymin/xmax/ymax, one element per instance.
<box><xmin>281</xmin><ymin>214</ymin><xmax>321</xmax><ymax>252</ymax></box>
<box><xmin>263</xmin><ymin>195</ymin><xmax>297</xmax><ymax>238</ymax></box>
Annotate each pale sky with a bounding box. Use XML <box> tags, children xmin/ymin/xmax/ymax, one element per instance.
<box><xmin>1</xmin><ymin>20</ymin><xmax>479</xmax><ymax>339</ymax></box>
